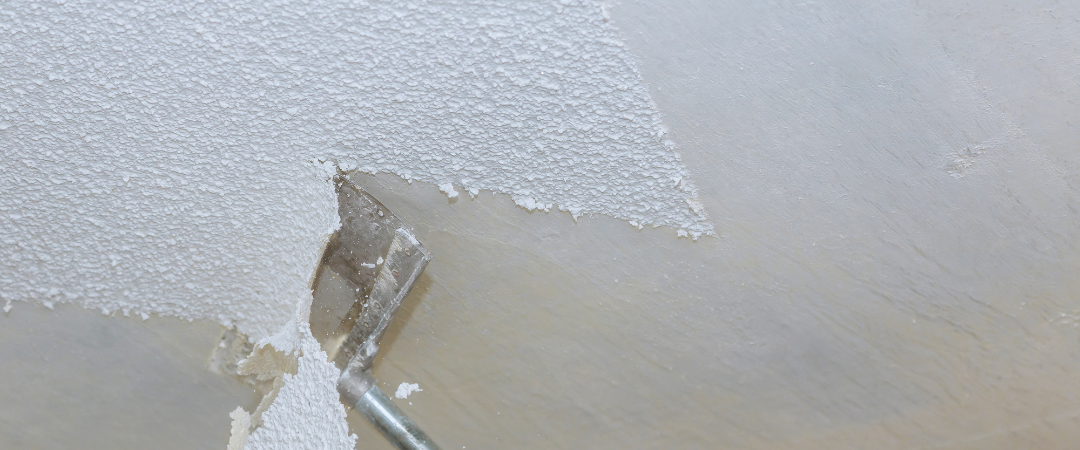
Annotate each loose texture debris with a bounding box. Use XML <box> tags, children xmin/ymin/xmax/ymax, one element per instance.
<box><xmin>395</xmin><ymin>383</ymin><xmax>424</xmax><ymax>400</ymax></box>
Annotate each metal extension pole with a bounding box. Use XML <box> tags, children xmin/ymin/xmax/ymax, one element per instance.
<box><xmin>339</xmin><ymin>370</ymin><xmax>441</xmax><ymax>450</ymax></box>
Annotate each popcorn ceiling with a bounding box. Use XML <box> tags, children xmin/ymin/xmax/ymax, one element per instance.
<box><xmin>0</xmin><ymin>152</ymin><xmax>340</xmax><ymax>341</ymax></box>
<box><xmin>242</xmin><ymin>344</ymin><xmax>357</xmax><ymax>450</ymax></box>
<box><xmin>0</xmin><ymin>0</ymin><xmax>710</xmax><ymax>330</ymax></box>
<box><xmin>230</xmin><ymin>305</ymin><xmax>357</xmax><ymax>450</ymax></box>
<box><xmin>0</xmin><ymin>0</ymin><xmax>709</xmax><ymax>448</ymax></box>
<box><xmin>0</xmin><ymin>0</ymin><xmax>710</xmax><ymax>240</ymax></box>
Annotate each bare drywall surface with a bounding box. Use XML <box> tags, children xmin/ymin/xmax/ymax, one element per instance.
<box><xmin>0</xmin><ymin>302</ymin><xmax>260</xmax><ymax>449</ymax></box>
<box><xmin>608</xmin><ymin>0</ymin><xmax>1080</xmax><ymax>446</ymax></box>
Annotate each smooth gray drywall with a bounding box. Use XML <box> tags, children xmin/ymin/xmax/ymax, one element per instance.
<box><xmin>0</xmin><ymin>303</ymin><xmax>259</xmax><ymax>449</ymax></box>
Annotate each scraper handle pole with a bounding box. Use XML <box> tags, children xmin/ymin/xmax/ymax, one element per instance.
<box><xmin>340</xmin><ymin>371</ymin><xmax>441</xmax><ymax>450</ymax></box>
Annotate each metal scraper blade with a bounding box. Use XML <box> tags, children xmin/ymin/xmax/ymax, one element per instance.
<box><xmin>309</xmin><ymin>175</ymin><xmax>430</xmax><ymax>371</ymax></box>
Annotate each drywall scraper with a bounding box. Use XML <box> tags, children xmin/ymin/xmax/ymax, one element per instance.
<box><xmin>310</xmin><ymin>175</ymin><xmax>440</xmax><ymax>450</ymax></box>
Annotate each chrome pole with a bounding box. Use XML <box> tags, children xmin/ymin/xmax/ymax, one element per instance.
<box><xmin>338</xmin><ymin>370</ymin><xmax>440</xmax><ymax>450</ymax></box>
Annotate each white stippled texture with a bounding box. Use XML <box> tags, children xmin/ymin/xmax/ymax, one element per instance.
<box><xmin>243</xmin><ymin>327</ymin><xmax>357</xmax><ymax>450</ymax></box>
<box><xmin>0</xmin><ymin>0</ymin><xmax>709</xmax><ymax>338</ymax></box>
<box><xmin>0</xmin><ymin>152</ymin><xmax>339</xmax><ymax>341</ymax></box>
<box><xmin>0</xmin><ymin>0</ymin><xmax>710</xmax><ymax>240</ymax></box>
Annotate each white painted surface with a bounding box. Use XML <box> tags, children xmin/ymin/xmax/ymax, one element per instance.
<box><xmin>4</xmin><ymin>0</ymin><xmax>1080</xmax><ymax>449</ymax></box>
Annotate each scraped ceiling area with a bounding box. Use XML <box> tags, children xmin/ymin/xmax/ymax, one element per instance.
<box><xmin>0</xmin><ymin>1</ymin><xmax>708</xmax><ymax>449</ymax></box>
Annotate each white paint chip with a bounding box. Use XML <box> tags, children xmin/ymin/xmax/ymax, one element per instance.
<box><xmin>395</xmin><ymin>382</ymin><xmax>424</xmax><ymax>399</ymax></box>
